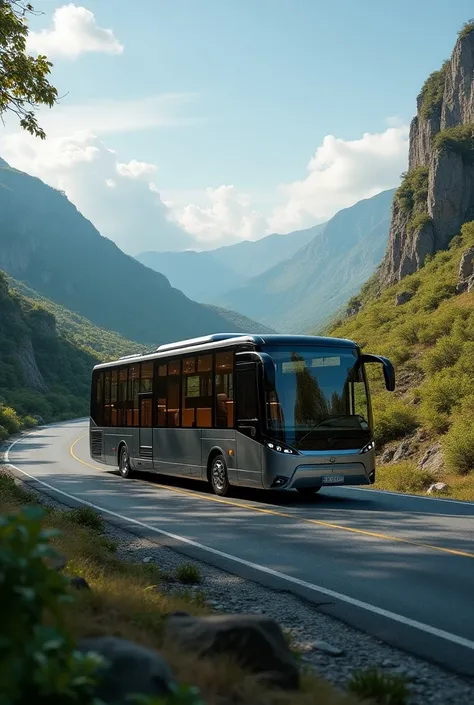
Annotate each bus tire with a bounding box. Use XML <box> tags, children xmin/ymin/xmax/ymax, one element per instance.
<box><xmin>296</xmin><ymin>487</ymin><xmax>321</xmax><ymax>496</ymax></box>
<box><xmin>118</xmin><ymin>444</ymin><xmax>133</xmax><ymax>479</ymax></box>
<box><xmin>210</xmin><ymin>453</ymin><xmax>230</xmax><ymax>496</ymax></box>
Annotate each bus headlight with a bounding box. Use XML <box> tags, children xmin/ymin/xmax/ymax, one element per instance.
<box><xmin>359</xmin><ymin>441</ymin><xmax>375</xmax><ymax>454</ymax></box>
<box><xmin>265</xmin><ymin>439</ymin><xmax>295</xmax><ymax>454</ymax></box>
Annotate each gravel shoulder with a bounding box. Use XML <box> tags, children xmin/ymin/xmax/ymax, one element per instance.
<box><xmin>2</xmin><ymin>461</ymin><xmax>474</xmax><ymax>705</ymax></box>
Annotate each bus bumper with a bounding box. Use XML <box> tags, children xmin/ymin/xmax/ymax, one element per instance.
<box><xmin>262</xmin><ymin>447</ymin><xmax>375</xmax><ymax>490</ymax></box>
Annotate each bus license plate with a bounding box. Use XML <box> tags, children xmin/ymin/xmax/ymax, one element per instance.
<box><xmin>322</xmin><ymin>475</ymin><xmax>344</xmax><ymax>484</ymax></box>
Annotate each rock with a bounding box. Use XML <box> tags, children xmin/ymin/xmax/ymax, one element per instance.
<box><xmin>70</xmin><ymin>576</ymin><xmax>91</xmax><ymax>590</ymax></box>
<box><xmin>78</xmin><ymin>636</ymin><xmax>176</xmax><ymax>704</ymax></box>
<box><xmin>456</xmin><ymin>247</ymin><xmax>474</xmax><ymax>293</ymax></box>
<box><xmin>142</xmin><ymin>556</ymin><xmax>153</xmax><ymax>564</ymax></box>
<box><xmin>311</xmin><ymin>640</ymin><xmax>344</xmax><ymax>657</ymax></box>
<box><xmin>164</xmin><ymin>614</ymin><xmax>299</xmax><ymax>690</ymax></box>
<box><xmin>381</xmin><ymin>449</ymin><xmax>395</xmax><ymax>464</ymax></box>
<box><xmin>419</xmin><ymin>444</ymin><xmax>444</xmax><ymax>474</ymax></box>
<box><xmin>395</xmin><ymin>291</ymin><xmax>413</xmax><ymax>305</ymax></box>
<box><xmin>427</xmin><ymin>482</ymin><xmax>448</xmax><ymax>495</ymax></box>
<box><xmin>392</xmin><ymin>440</ymin><xmax>412</xmax><ymax>462</ymax></box>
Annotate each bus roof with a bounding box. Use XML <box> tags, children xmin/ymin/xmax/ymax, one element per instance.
<box><xmin>93</xmin><ymin>333</ymin><xmax>359</xmax><ymax>370</ymax></box>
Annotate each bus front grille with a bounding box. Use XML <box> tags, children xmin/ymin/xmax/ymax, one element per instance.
<box><xmin>90</xmin><ymin>430</ymin><xmax>103</xmax><ymax>457</ymax></box>
<box><xmin>139</xmin><ymin>446</ymin><xmax>153</xmax><ymax>460</ymax></box>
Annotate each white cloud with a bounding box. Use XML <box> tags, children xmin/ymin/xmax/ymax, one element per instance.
<box><xmin>268</xmin><ymin>125</ymin><xmax>409</xmax><ymax>233</ymax></box>
<box><xmin>173</xmin><ymin>185</ymin><xmax>266</xmax><ymax>244</ymax></box>
<box><xmin>1</xmin><ymin>130</ymin><xmax>195</xmax><ymax>255</ymax></box>
<box><xmin>27</xmin><ymin>4</ymin><xmax>123</xmax><ymax>59</ymax></box>
<box><xmin>116</xmin><ymin>159</ymin><xmax>157</xmax><ymax>179</ymax></box>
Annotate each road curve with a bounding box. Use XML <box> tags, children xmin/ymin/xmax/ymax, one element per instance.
<box><xmin>5</xmin><ymin>420</ymin><xmax>474</xmax><ymax>677</ymax></box>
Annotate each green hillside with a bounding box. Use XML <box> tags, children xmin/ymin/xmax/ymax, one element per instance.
<box><xmin>330</xmin><ymin>221</ymin><xmax>474</xmax><ymax>500</ymax></box>
<box><xmin>0</xmin><ymin>160</ymin><xmax>263</xmax><ymax>346</ymax></box>
<box><xmin>0</xmin><ymin>271</ymin><xmax>142</xmax><ymax>438</ymax></box>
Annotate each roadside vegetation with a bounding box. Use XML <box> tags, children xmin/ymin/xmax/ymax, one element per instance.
<box><xmin>331</xmin><ymin>220</ymin><xmax>474</xmax><ymax>501</ymax></box>
<box><xmin>0</xmin><ymin>470</ymin><xmax>371</xmax><ymax>705</ymax></box>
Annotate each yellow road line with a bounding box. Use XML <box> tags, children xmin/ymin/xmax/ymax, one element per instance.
<box><xmin>70</xmin><ymin>434</ymin><xmax>474</xmax><ymax>560</ymax></box>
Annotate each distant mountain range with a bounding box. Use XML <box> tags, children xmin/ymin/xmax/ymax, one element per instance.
<box><xmin>137</xmin><ymin>189</ymin><xmax>394</xmax><ymax>333</ymax></box>
<box><xmin>0</xmin><ymin>160</ymin><xmax>270</xmax><ymax>346</ymax></box>
<box><xmin>136</xmin><ymin>227</ymin><xmax>319</xmax><ymax>304</ymax></box>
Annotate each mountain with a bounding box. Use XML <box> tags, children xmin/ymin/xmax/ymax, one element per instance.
<box><xmin>329</xmin><ymin>218</ymin><xmax>474</xmax><ymax>502</ymax></box>
<box><xmin>0</xmin><ymin>269</ymin><xmax>99</xmax><ymax>430</ymax></box>
<box><xmin>216</xmin><ymin>189</ymin><xmax>394</xmax><ymax>333</ymax></box>
<box><xmin>379</xmin><ymin>21</ymin><xmax>474</xmax><ymax>289</ymax></box>
<box><xmin>0</xmin><ymin>160</ymin><xmax>267</xmax><ymax>345</ymax></box>
<box><xmin>136</xmin><ymin>227</ymin><xmax>320</xmax><ymax>304</ymax></box>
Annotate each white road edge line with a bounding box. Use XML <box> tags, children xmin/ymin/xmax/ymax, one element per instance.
<box><xmin>4</xmin><ymin>434</ymin><xmax>474</xmax><ymax>653</ymax></box>
<box><xmin>343</xmin><ymin>486</ymin><xmax>474</xmax><ymax>507</ymax></box>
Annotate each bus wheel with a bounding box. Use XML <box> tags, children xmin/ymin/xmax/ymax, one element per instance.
<box><xmin>210</xmin><ymin>454</ymin><xmax>230</xmax><ymax>496</ymax></box>
<box><xmin>296</xmin><ymin>487</ymin><xmax>321</xmax><ymax>496</ymax></box>
<box><xmin>118</xmin><ymin>445</ymin><xmax>133</xmax><ymax>478</ymax></box>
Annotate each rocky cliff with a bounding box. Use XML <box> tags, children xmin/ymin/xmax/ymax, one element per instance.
<box><xmin>380</xmin><ymin>21</ymin><xmax>474</xmax><ymax>287</ymax></box>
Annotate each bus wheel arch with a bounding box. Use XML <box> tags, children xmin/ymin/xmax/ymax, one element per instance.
<box><xmin>207</xmin><ymin>449</ymin><xmax>231</xmax><ymax>496</ymax></box>
<box><xmin>118</xmin><ymin>442</ymin><xmax>133</xmax><ymax>478</ymax></box>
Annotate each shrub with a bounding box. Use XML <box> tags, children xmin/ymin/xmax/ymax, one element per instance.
<box><xmin>0</xmin><ymin>405</ymin><xmax>22</xmax><ymax>434</ymax></box>
<box><xmin>372</xmin><ymin>397</ymin><xmax>418</xmax><ymax>446</ymax></box>
<box><xmin>0</xmin><ymin>424</ymin><xmax>9</xmax><ymax>441</ymax></box>
<box><xmin>407</xmin><ymin>212</ymin><xmax>432</xmax><ymax>234</ymax></box>
<box><xmin>395</xmin><ymin>167</ymin><xmax>428</xmax><ymax>215</ymax></box>
<box><xmin>434</xmin><ymin>123</ymin><xmax>474</xmax><ymax>163</ymax></box>
<box><xmin>348</xmin><ymin>667</ymin><xmax>409</xmax><ymax>704</ymax></box>
<box><xmin>458</xmin><ymin>19</ymin><xmax>474</xmax><ymax>39</ymax></box>
<box><xmin>419</xmin><ymin>371</ymin><xmax>469</xmax><ymax>432</ymax></box>
<box><xmin>422</xmin><ymin>336</ymin><xmax>463</xmax><ymax>374</ymax></box>
<box><xmin>376</xmin><ymin>461</ymin><xmax>436</xmax><ymax>493</ymax></box>
<box><xmin>418</xmin><ymin>61</ymin><xmax>449</xmax><ymax>120</ymax></box>
<box><xmin>442</xmin><ymin>399</ymin><xmax>474</xmax><ymax>475</ymax></box>
<box><xmin>67</xmin><ymin>505</ymin><xmax>105</xmax><ymax>533</ymax></box>
<box><xmin>176</xmin><ymin>563</ymin><xmax>201</xmax><ymax>585</ymax></box>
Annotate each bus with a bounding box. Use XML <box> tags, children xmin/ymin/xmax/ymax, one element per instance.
<box><xmin>89</xmin><ymin>333</ymin><xmax>395</xmax><ymax>497</ymax></box>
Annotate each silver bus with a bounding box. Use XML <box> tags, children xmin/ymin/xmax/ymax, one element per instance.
<box><xmin>89</xmin><ymin>333</ymin><xmax>395</xmax><ymax>496</ymax></box>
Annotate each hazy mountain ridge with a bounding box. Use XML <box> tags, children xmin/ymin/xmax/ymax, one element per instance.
<box><xmin>135</xmin><ymin>226</ymin><xmax>322</xmax><ymax>304</ymax></box>
<box><xmin>0</xmin><ymin>160</ymin><xmax>266</xmax><ymax>345</ymax></box>
<box><xmin>217</xmin><ymin>189</ymin><xmax>395</xmax><ymax>333</ymax></box>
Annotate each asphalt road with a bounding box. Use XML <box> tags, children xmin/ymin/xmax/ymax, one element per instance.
<box><xmin>5</xmin><ymin>419</ymin><xmax>474</xmax><ymax>677</ymax></box>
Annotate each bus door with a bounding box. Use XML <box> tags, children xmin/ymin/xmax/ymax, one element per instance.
<box><xmin>138</xmin><ymin>392</ymin><xmax>154</xmax><ymax>470</ymax></box>
<box><xmin>235</xmin><ymin>361</ymin><xmax>263</xmax><ymax>487</ymax></box>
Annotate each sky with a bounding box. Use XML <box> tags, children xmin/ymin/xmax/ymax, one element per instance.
<box><xmin>1</xmin><ymin>0</ymin><xmax>473</xmax><ymax>254</ymax></box>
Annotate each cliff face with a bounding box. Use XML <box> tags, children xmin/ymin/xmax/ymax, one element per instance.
<box><xmin>380</xmin><ymin>24</ymin><xmax>474</xmax><ymax>287</ymax></box>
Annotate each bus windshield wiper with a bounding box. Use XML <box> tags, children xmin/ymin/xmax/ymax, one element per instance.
<box><xmin>295</xmin><ymin>415</ymin><xmax>362</xmax><ymax>449</ymax></box>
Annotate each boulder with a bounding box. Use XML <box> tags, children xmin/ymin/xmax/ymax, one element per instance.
<box><xmin>456</xmin><ymin>247</ymin><xmax>474</xmax><ymax>293</ymax></box>
<box><xmin>419</xmin><ymin>444</ymin><xmax>445</xmax><ymax>474</ymax></box>
<box><xmin>78</xmin><ymin>636</ymin><xmax>176</xmax><ymax>704</ymax></box>
<box><xmin>393</xmin><ymin>440</ymin><xmax>412</xmax><ymax>462</ymax></box>
<box><xmin>164</xmin><ymin>614</ymin><xmax>299</xmax><ymax>690</ymax></box>
<box><xmin>395</xmin><ymin>291</ymin><xmax>413</xmax><ymax>306</ymax></box>
<box><xmin>381</xmin><ymin>449</ymin><xmax>395</xmax><ymax>464</ymax></box>
<box><xmin>427</xmin><ymin>482</ymin><xmax>448</xmax><ymax>495</ymax></box>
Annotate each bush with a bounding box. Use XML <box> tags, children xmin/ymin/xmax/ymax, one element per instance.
<box><xmin>458</xmin><ymin>19</ymin><xmax>474</xmax><ymax>39</ymax></box>
<box><xmin>376</xmin><ymin>461</ymin><xmax>436</xmax><ymax>493</ymax></box>
<box><xmin>395</xmin><ymin>167</ymin><xmax>428</xmax><ymax>215</ymax></box>
<box><xmin>372</xmin><ymin>397</ymin><xmax>418</xmax><ymax>446</ymax></box>
<box><xmin>348</xmin><ymin>667</ymin><xmax>409</xmax><ymax>704</ymax></box>
<box><xmin>422</xmin><ymin>336</ymin><xmax>463</xmax><ymax>374</ymax></box>
<box><xmin>0</xmin><ymin>405</ymin><xmax>22</xmax><ymax>434</ymax></box>
<box><xmin>0</xmin><ymin>424</ymin><xmax>9</xmax><ymax>441</ymax></box>
<box><xmin>442</xmin><ymin>399</ymin><xmax>474</xmax><ymax>475</ymax></box>
<box><xmin>434</xmin><ymin>123</ymin><xmax>474</xmax><ymax>163</ymax></box>
<box><xmin>176</xmin><ymin>563</ymin><xmax>201</xmax><ymax>585</ymax></box>
<box><xmin>418</xmin><ymin>61</ymin><xmax>449</xmax><ymax>120</ymax></box>
<box><xmin>67</xmin><ymin>506</ymin><xmax>105</xmax><ymax>533</ymax></box>
<box><xmin>419</xmin><ymin>371</ymin><xmax>469</xmax><ymax>432</ymax></box>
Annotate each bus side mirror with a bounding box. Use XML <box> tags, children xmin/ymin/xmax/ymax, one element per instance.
<box><xmin>259</xmin><ymin>353</ymin><xmax>276</xmax><ymax>392</ymax></box>
<box><xmin>360</xmin><ymin>353</ymin><xmax>395</xmax><ymax>392</ymax></box>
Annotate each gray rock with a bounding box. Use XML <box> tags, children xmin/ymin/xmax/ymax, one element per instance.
<box><xmin>381</xmin><ymin>449</ymin><xmax>395</xmax><ymax>464</ymax></box>
<box><xmin>311</xmin><ymin>640</ymin><xmax>344</xmax><ymax>657</ymax></box>
<box><xmin>393</xmin><ymin>440</ymin><xmax>412</xmax><ymax>462</ymax></box>
<box><xmin>419</xmin><ymin>445</ymin><xmax>444</xmax><ymax>474</ymax></box>
<box><xmin>395</xmin><ymin>291</ymin><xmax>413</xmax><ymax>305</ymax></box>
<box><xmin>78</xmin><ymin>636</ymin><xmax>176</xmax><ymax>704</ymax></box>
<box><xmin>427</xmin><ymin>482</ymin><xmax>448</xmax><ymax>495</ymax></box>
<box><xmin>164</xmin><ymin>614</ymin><xmax>299</xmax><ymax>690</ymax></box>
<box><xmin>142</xmin><ymin>556</ymin><xmax>153</xmax><ymax>564</ymax></box>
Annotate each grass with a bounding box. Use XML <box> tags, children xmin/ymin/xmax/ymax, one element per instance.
<box><xmin>0</xmin><ymin>471</ymin><xmax>361</xmax><ymax>705</ymax></box>
<box><xmin>331</xmin><ymin>219</ymin><xmax>474</xmax><ymax>502</ymax></box>
<box><xmin>348</xmin><ymin>668</ymin><xmax>409</xmax><ymax>705</ymax></box>
<box><xmin>175</xmin><ymin>563</ymin><xmax>202</xmax><ymax>585</ymax></box>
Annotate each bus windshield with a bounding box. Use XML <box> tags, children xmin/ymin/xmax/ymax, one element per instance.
<box><xmin>264</xmin><ymin>346</ymin><xmax>371</xmax><ymax>451</ymax></box>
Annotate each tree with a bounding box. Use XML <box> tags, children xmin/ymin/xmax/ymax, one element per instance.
<box><xmin>0</xmin><ymin>1</ymin><xmax>58</xmax><ymax>139</ymax></box>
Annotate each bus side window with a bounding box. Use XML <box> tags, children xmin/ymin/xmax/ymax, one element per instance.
<box><xmin>215</xmin><ymin>352</ymin><xmax>234</xmax><ymax>428</ymax></box>
<box><xmin>103</xmin><ymin>370</ymin><xmax>111</xmax><ymax>427</ymax></box>
<box><xmin>92</xmin><ymin>370</ymin><xmax>103</xmax><ymax>426</ymax></box>
<box><xmin>110</xmin><ymin>369</ymin><xmax>118</xmax><ymax>427</ymax></box>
